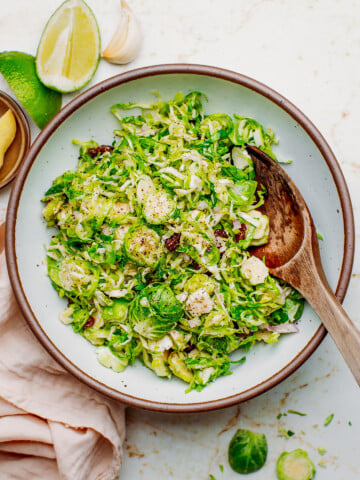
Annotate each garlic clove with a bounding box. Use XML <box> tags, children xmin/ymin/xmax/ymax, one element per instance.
<box><xmin>102</xmin><ymin>0</ymin><xmax>142</xmax><ymax>65</ymax></box>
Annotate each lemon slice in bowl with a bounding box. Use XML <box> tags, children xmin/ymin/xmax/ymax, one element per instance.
<box><xmin>36</xmin><ymin>0</ymin><xmax>100</xmax><ymax>93</ymax></box>
<box><xmin>0</xmin><ymin>110</ymin><xmax>16</xmax><ymax>169</ymax></box>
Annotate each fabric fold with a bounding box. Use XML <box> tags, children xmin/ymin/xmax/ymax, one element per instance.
<box><xmin>0</xmin><ymin>246</ymin><xmax>125</xmax><ymax>480</ymax></box>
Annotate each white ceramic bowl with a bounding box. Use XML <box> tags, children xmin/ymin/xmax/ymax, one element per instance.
<box><xmin>6</xmin><ymin>65</ymin><xmax>354</xmax><ymax>412</ymax></box>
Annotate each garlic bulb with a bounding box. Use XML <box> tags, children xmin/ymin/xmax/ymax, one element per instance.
<box><xmin>102</xmin><ymin>0</ymin><xmax>142</xmax><ymax>64</ymax></box>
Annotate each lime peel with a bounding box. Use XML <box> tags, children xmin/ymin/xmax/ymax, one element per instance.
<box><xmin>0</xmin><ymin>51</ymin><xmax>62</xmax><ymax>129</ymax></box>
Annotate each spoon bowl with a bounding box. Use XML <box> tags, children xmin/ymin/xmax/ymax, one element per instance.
<box><xmin>247</xmin><ymin>145</ymin><xmax>360</xmax><ymax>385</ymax></box>
<box><xmin>248</xmin><ymin>145</ymin><xmax>306</xmax><ymax>269</ymax></box>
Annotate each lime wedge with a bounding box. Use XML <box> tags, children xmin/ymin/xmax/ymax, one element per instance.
<box><xmin>36</xmin><ymin>0</ymin><xmax>100</xmax><ymax>93</ymax></box>
<box><xmin>0</xmin><ymin>51</ymin><xmax>62</xmax><ymax>129</ymax></box>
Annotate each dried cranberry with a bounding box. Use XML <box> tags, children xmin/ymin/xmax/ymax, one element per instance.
<box><xmin>214</xmin><ymin>229</ymin><xmax>229</xmax><ymax>239</ymax></box>
<box><xmin>191</xmin><ymin>260</ymin><xmax>200</xmax><ymax>270</ymax></box>
<box><xmin>98</xmin><ymin>145</ymin><xmax>113</xmax><ymax>153</ymax></box>
<box><xmin>165</xmin><ymin>233</ymin><xmax>181</xmax><ymax>251</ymax></box>
<box><xmin>88</xmin><ymin>145</ymin><xmax>114</xmax><ymax>158</ymax></box>
<box><xmin>235</xmin><ymin>224</ymin><xmax>247</xmax><ymax>242</ymax></box>
<box><xmin>83</xmin><ymin>317</ymin><xmax>95</xmax><ymax>329</ymax></box>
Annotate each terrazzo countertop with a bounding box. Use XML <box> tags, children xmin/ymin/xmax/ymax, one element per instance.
<box><xmin>1</xmin><ymin>1</ymin><xmax>359</xmax><ymax>478</ymax></box>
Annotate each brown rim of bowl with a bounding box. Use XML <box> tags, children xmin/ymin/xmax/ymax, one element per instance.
<box><xmin>0</xmin><ymin>91</ymin><xmax>31</xmax><ymax>190</ymax></box>
<box><xmin>5</xmin><ymin>64</ymin><xmax>355</xmax><ymax>413</ymax></box>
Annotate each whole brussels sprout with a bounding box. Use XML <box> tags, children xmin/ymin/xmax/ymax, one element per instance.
<box><xmin>124</xmin><ymin>224</ymin><xmax>163</xmax><ymax>267</ymax></box>
<box><xmin>228</xmin><ymin>428</ymin><xmax>268</xmax><ymax>474</ymax></box>
<box><xmin>184</xmin><ymin>273</ymin><xmax>215</xmax><ymax>295</ymax></box>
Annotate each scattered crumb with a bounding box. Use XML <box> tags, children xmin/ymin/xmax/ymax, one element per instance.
<box><xmin>324</xmin><ymin>414</ymin><xmax>334</xmax><ymax>427</ymax></box>
<box><xmin>278</xmin><ymin>428</ymin><xmax>295</xmax><ymax>439</ymax></box>
<box><xmin>288</xmin><ymin>409</ymin><xmax>307</xmax><ymax>416</ymax></box>
<box><xmin>125</xmin><ymin>444</ymin><xmax>145</xmax><ymax>459</ymax></box>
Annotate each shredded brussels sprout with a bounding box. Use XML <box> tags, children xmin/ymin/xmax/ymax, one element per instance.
<box><xmin>42</xmin><ymin>91</ymin><xmax>304</xmax><ymax>392</ymax></box>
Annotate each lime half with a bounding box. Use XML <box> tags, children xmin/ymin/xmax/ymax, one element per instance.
<box><xmin>0</xmin><ymin>51</ymin><xmax>62</xmax><ymax>129</ymax></box>
<box><xmin>36</xmin><ymin>0</ymin><xmax>100</xmax><ymax>93</ymax></box>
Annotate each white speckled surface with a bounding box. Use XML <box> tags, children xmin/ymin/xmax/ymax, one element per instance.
<box><xmin>1</xmin><ymin>0</ymin><xmax>360</xmax><ymax>478</ymax></box>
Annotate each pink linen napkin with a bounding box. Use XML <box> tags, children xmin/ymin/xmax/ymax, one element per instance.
<box><xmin>0</xmin><ymin>225</ymin><xmax>126</xmax><ymax>480</ymax></box>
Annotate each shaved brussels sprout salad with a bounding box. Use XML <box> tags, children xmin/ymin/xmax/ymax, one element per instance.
<box><xmin>42</xmin><ymin>91</ymin><xmax>304</xmax><ymax>392</ymax></box>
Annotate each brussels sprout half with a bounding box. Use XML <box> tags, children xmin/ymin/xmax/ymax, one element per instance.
<box><xmin>184</xmin><ymin>273</ymin><xmax>215</xmax><ymax>295</ymax></box>
<box><xmin>124</xmin><ymin>224</ymin><xmax>163</xmax><ymax>267</ymax></box>
<box><xmin>228</xmin><ymin>428</ymin><xmax>268</xmax><ymax>474</ymax></box>
<box><xmin>142</xmin><ymin>189</ymin><xmax>176</xmax><ymax>225</ymax></box>
<box><xmin>276</xmin><ymin>449</ymin><xmax>316</xmax><ymax>480</ymax></box>
<box><xmin>182</xmin><ymin>232</ymin><xmax>220</xmax><ymax>269</ymax></box>
<box><xmin>136</xmin><ymin>175</ymin><xmax>156</xmax><ymax>203</ymax></box>
<box><xmin>129</xmin><ymin>283</ymin><xmax>183</xmax><ymax>340</ymax></box>
<box><xmin>47</xmin><ymin>256</ymin><xmax>99</xmax><ymax>298</ymax></box>
<box><xmin>102</xmin><ymin>299</ymin><xmax>129</xmax><ymax>322</ymax></box>
<box><xmin>228</xmin><ymin>180</ymin><xmax>258</xmax><ymax>206</ymax></box>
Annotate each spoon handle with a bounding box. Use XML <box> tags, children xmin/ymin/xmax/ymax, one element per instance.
<box><xmin>299</xmin><ymin>271</ymin><xmax>360</xmax><ymax>386</ymax></box>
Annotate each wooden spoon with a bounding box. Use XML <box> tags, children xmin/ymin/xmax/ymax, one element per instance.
<box><xmin>246</xmin><ymin>145</ymin><xmax>360</xmax><ymax>385</ymax></box>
